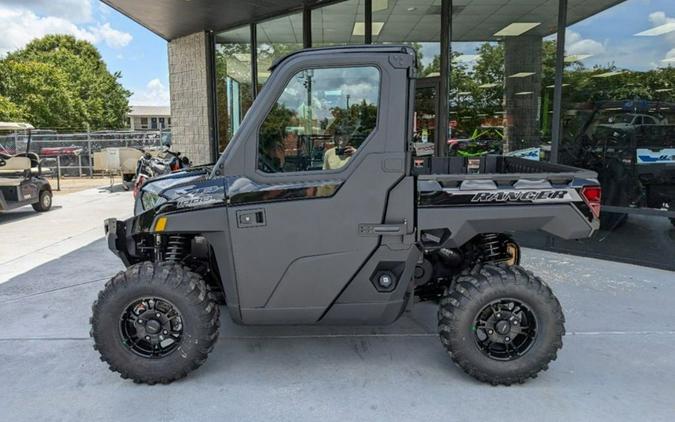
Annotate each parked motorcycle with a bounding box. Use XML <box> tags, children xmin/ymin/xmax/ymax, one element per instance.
<box><xmin>132</xmin><ymin>148</ymin><xmax>190</xmax><ymax>197</ymax></box>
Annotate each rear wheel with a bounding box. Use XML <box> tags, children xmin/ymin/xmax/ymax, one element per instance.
<box><xmin>438</xmin><ymin>264</ymin><xmax>564</xmax><ymax>385</ymax></box>
<box><xmin>90</xmin><ymin>262</ymin><xmax>220</xmax><ymax>384</ymax></box>
<box><xmin>32</xmin><ymin>189</ymin><xmax>52</xmax><ymax>212</ymax></box>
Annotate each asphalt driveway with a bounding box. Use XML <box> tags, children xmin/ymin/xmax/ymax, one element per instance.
<box><xmin>0</xmin><ymin>238</ymin><xmax>673</xmax><ymax>421</ymax></box>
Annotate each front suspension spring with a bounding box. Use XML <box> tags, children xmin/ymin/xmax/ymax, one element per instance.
<box><xmin>165</xmin><ymin>234</ymin><xmax>188</xmax><ymax>262</ymax></box>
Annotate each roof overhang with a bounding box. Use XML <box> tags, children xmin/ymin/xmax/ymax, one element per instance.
<box><xmin>103</xmin><ymin>0</ymin><xmax>625</xmax><ymax>42</ymax></box>
<box><xmin>102</xmin><ymin>0</ymin><xmax>314</xmax><ymax>40</ymax></box>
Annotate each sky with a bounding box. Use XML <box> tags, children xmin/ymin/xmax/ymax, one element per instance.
<box><xmin>0</xmin><ymin>0</ymin><xmax>674</xmax><ymax>107</ymax></box>
<box><xmin>0</xmin><ymin>0</ymin><xmax>169</xmax><ymax>106</ymax></box>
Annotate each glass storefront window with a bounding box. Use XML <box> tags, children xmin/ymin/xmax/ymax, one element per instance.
<box><xmin>215</xmin><ymin>25</ymin><xmax>253</xmax><ymax>152</ymax></box>
<box><xmin>371</xmin><ymin>0</ymin><xmax>440</xmax><ymax>75</ymax></box>
<box><xmin>370</xmin><ymin>0</ymin><xmax>440</xmax><ymax>144</ymax></box>
<box><xmin>311</xmin><ymin>0</ymin><xmax>363</xmax><ymax>47</ymax></box>
<box><xmin>559</xmin><ymin>0</ymin><xmax>675</xmax><ymax>231</ymax></box>
<box><xmin>257</xmin><ymin>13</ymin><xmax>303</xmax><ymax>88</ymax></box>
<box><xmin>448</xmin><ymin>0</ymin><xmax>561</xmax><ymax>161</ymax></box>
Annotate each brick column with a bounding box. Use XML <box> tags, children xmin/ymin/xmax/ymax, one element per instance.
<box><xmin>503</xmin><ymin>35</ymin><xmax>542</xmax><ymax>153</ymax></box>
<box><xmin>168</xmin><ymin>32</ymin><xmax>214</xmax><ymax>164</ymax></box>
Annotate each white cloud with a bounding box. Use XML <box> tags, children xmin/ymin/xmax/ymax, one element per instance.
<box><xmin>130</xmin><ymin>79</ymin><xmax>170</xmax><ymax>106</ymax></box>
<box><xmin>648</xmin><ymin>11</ymin><xmax>675</xmax><ymax>43</ymax></box>
<box><xmin>89</xmin><ymin>23</ymin><xmax>132</xmax><ymax>49</ymax></box>
<box><xmin>565</xmin><ymin>30</ymin><xmax>605</xmax><ymax>57</ymax></box>
<box><xmin>0</xmin><ymin>4</ymin><xmax>131</xmax><ymax>57</ymax></box>
<box><xmin>647</xmin><ymin>11</ymin><xmax>675</xmax><ymax>65</ymax></box>
<box><xmin>2</xmin><ymin>0</ymin><xmax>93</xmax><ymax>23</ymax></box>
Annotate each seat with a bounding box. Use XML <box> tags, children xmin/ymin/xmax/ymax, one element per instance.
<box><xmin>0</xmin><ymin>156</ymin><xmax>31</xmax><ymax>175</ymax></box>
<box><xmin>0</xmin><ymin>153</ymin><xmax>44</xmax><ymax>176</ymax></box>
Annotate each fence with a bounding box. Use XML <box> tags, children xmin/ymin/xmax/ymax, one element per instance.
<box><xmin>0</xmin><ymin>130</ymin><xmax>166</xmax><ymax>177</ymax></box>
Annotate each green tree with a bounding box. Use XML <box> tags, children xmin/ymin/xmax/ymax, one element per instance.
<box><xmin>0</xmin><ymin>60</ymin><xmax>85</xmax><ymax>129</ymax></box>
<box><xmin>0</xmin><ymin>95</ymin><xmax>24</xmax><ymax>121</ymax></box>
<box><xmin>0</xmin><ymin>35</ymin><xmax>130</xmax><ymax>130</ymax></box>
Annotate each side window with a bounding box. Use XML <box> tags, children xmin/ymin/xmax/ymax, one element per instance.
<box><xmin>258</xmin><ymin>66</ymin><xmax>380</xmax><ymax>173</ymax></box>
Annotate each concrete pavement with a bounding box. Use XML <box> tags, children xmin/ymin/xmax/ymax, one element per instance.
<box><xmin>0</xmin><ymin>237</ymin><xmax>673</xmax><ymax>421</ymax></box>
<box><xmin>0</xmin><ymin>186</ymin><xmax>133</xmax><ymax>284</ymax></box>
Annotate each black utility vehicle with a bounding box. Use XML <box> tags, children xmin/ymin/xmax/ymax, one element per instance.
<box><xmin>92</xmin><ymin>46</ymin><xmax>601</xmax><ymax>386</ymax></box>
<box><xmin>0</xmin><ymin>123</ymin><xmax>52</xmax><ymax>213</ymax></box>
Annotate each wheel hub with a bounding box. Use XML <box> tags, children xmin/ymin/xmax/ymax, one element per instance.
<box><xmin>119</xmin><ymin>297</ymin><xmax>184</xmax><ymax>358</ymax></box>
<box><xmin>495</xmin><ymin>319</ymin><xmax>511</xmax><ymax>335</ymax></box>
<box><xmin>473</xmin><ymin>299</ymin><xmax>537</xmax><ymax>361</ymax></box>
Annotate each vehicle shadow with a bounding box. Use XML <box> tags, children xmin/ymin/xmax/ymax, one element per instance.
<box><xmin>0</xmin><ymin>237</ymin><xmax>469</xmax><ymax>385</ymax></box>
<box><xmin>0</xmin><ymin>205</ymin><xmax>63</xmax><ymax>225</ymax></box>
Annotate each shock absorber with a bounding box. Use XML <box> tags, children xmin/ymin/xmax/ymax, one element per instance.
<box><xmin>478</xmin><ymin>233</ymin><xmax>502</xmax><ymax>261</ymax></box>
<box><xmin>165</xmin><ymin>234</ymin><xmax>189</xmax><ymax>263</ymax></box>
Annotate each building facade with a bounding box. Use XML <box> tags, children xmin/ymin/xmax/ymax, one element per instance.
<box><xmin>105</xmin><ymin>0</ymin><xmax>675</xmax><ymax>268</ymax></box>
<box><xmin>127</xmin><ymin>106</ymin><xmax>171</xmax><ymax>131</ymax></box>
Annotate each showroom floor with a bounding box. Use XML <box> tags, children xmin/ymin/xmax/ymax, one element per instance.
<box><xmin>0</xmin><ymin>189</ymin><xmax>674</xmax><ymax>421</ymax></box>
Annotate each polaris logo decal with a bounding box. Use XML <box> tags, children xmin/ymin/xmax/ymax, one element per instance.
<box><xmin>470</xmin><ymin>190</ymin><xmax>569</xmax><ymax>203</ymax></box>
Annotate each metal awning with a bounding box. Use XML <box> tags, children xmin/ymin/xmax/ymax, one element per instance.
<box><xmin>103</xmin><ymin>0</ymin><xmax>624</xmax><ymax>41</ymax></box>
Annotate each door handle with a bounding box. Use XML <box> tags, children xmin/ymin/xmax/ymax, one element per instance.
<box><xmin>358</xmin><ymin>220</ymin><xmax>410</xmax><ymax>236</ymax></box>
<box><xmin>236</xmin><ymin>208</ymin><xmax>266</xmax><ymax>228</ymax></box>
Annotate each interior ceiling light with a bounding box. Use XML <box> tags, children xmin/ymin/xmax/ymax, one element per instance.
<box><xmin>353</xmin><ymin>22</ymin><xmax>384</xmax><ymax>36</ymax></box>
<box><xmin>635</xmin><ymin>22</ymin><xmax>675</xmax><ymax>36</ymax></box>
<box><xmin>373</xmin><ymin>0</ymin><xmax>388</xmax><ymax>12</ymax></box>
<box><xmin>494</xmin><ymin>22</ymin><xmax>541</xmax><ymax>37</ymax></box>
<box><xmin>478</xmin><ymin>83</ymin><xmax>499</xmax><ymax>88</ymax></box>
<box><xmin>514</xmin><ymin>91</ymin><xmax>534</xmax><ymax>95</ymax></box>
<box><xmin>564</xmin><ymin>54</ymin><xmax>592</xmax><ymax>62</ymax></box>
<box><xmin>454</xmin><ymin>54</ymin><xmax>479</xmax><ymax>62</ymax></box>
<box><xmin>592</xmin><ymin>71</ymin><xmax>623</xmax><ymax>78</ymax></box>
<box><xmin>508</xmin><ymin>72</ymin><xmax>536</xmax><ymax>78</ymax></box>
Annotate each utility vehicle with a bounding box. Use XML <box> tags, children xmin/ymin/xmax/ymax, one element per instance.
<box><xmin>0</xmin><ymin>122</ymin><xmax>53</xmax><ymax>213</ymax></box>
<box><xmin>92</xmin><ymin>46</ymin><xmax>601</xmax><ymax>385</ymax></box>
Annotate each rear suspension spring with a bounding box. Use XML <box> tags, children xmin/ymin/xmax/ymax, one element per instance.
<box><xmin>478</xmin><ymin>233</ymin><xmax>502</xmax><ymax>260</ymax></box>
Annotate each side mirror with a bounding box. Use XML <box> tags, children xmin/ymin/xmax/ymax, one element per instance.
<box><xmin>0</xmin><ymin>158</ymin><xmax>5</xmax><ymax>167</ymax></box>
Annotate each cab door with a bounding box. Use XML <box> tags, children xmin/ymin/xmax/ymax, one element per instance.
<box><xmin>222</xmin><ymin>48</ymin><xmax>414</xmax><ymax>324</ymax></box>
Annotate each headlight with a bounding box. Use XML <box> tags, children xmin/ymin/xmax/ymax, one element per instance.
<box><xmin>141</xmin><ymin>191</ymin><xmax>166</xmax><ymax>210</ymax></box>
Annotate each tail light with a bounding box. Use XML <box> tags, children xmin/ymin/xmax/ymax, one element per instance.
<box><xmin>581</xmin><ymin>186</ymin><xmax>601</xmax><ymax>220</ymax></box>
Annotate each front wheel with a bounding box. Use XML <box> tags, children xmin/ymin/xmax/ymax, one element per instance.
<box><xmin>438</xmin><ymin>264</ymin><xmax>564</xmax><ymax>385</ymax></box>
<box><xmin>32</xmin><ymin>189</ymin><xmax>52</xmax><ymax>212</ymax></box>
<box><xmin>90</xmin><ymin>262</ymin><xmax>220</xmax><ymax>384</ymax></box>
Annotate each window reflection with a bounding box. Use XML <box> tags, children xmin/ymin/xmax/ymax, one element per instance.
<box><xmin>257</xmin><ymin>13</ymin><xmax>303</xmax><ymax>89</ymax></box>
<box><xmin>258</xmin><ymin>66</ymin><xmax>380</xmax><ymax>173</ymax></box>
<box><xmin>559</xmin><ymin>0</ymin><xmax>675</xmax><ymax>229</ymax></box>
<box><xmin>215</xmin><ymin>26</ymin><xmax>253</xmax><ymax>152</ymax></box>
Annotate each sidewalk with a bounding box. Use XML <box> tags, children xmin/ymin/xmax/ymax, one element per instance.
<box><xmin>0</xmin><ymin>241</ymin><xmax>673</xmax><ymax>422</ymax></box>
<box><xmin>0</xmin><ymin>185</ymin><xmax>133</xmax><ymax>284</ymax></box>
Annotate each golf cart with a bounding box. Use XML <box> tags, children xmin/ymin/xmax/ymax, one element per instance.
<box><xmin>0</xmin><ymin>122</ymin><xmax>53</xmax><ymax>213</ymax></box>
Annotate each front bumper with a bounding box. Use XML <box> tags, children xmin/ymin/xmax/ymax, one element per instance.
<box><xmin>104</xmin><ymin>218</ymin><xmax>132</xmax><ymax>267</ymax></box>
